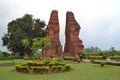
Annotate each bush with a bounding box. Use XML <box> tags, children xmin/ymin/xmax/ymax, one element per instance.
<box><xmin>88</xmin><ymin>56</ymin><xmax>103</xmax><ymax>59</ymax></box>
<box><xmin>16</xmin><ymin>65</ymin><xmax>29</xmax><ymax>73</ymax></box>
<box><xmin>106</xmin><ymin>62</ymin><xmax>120</xmax><ymax>66</ymax></box>
<box><xmin>16</xmin><ymin>58</ymin><xmax>71</xmax><ymax>74</ymax></box>
<box><xmin>51</xmin><ymin>66</ymin><xmax>58</xmax><ymax>72</ymax></box>
<box><xmin>23</xmin><ymin>56</ymin><xmax>37</xmax><ymax>60</ymax></box>
<box><xmin>32</xmin><ymin>66</ymin><xmax>50</xmax><ymax>73</ymax></box>
<box><xmin>110</xmin><ymin>56</ymin><xmax>120</xmax><ymax>59</ymax></box>
<box><xmin>57</xmin><ymin>65</ymin><xmax>65</xmax><ymax>72</ymax></box>
<box><xmin>100</xmin><ymin>62</ymin><xmax>105</xmax><ymax>67</ymax></box>
<box><xmin>64</xmin><ymin>64</ymin><xmax>71</xmax><ymax>71</ymax></box>
<box><xmin>63</xmin><ymin>56</ymin><xmax>77</xmax><ymax>61</ymax></box>
<box><xmin>46</xmin><ymin>58</ymin><xmax>63</xmax><ymax>62</ymax></box>
<box><xmin>93</xmin><ymin>61</ymin><xmax>120</xmax><ymax>66</ymax></box>
<box><xmin>27</xmin><ymin>61</ymin><xmax>46</xmax><ymax>66</ymax></box>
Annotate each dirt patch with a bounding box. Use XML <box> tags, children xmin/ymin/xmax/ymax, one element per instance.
<box><xmin>0</xmin><ymin>64</ymin><xmax>15</xmax><ymax>66</ymax></box>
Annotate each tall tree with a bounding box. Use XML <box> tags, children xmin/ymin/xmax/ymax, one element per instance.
<box><xmin>2</xmin><ymin>14</ymin><xmax>46</xmax><ymax>56</ymax></box>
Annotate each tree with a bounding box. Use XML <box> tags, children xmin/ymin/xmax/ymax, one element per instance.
<box><xmin>84</xmin><ymin>46</ymin><xmax>101</xmax><ymax>52</ymax></box>
<box><xmin>2</xmin><ymin>14</ymin><xmax>46</xmax><ymax>56</ymax></box>
<box><xmin>21</xmin><ymin>39</ymin><xmax>31</xmax><ymax>56</ymax></box>
<box><xmin>110</xmin><ymin>47</ymin><xmax>116</xmax><ymax>57</ymax></box>
<box><xmin>32</xmin><ymin>37</ymin><xmax>52</xmax><ymax>59</ymax></box>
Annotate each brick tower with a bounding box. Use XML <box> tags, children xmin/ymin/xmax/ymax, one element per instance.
<box><xmin>45</xmin><ymin>10</ymin><xmax>62</xmax><ymax>57</ymax></box>
<box><xmin>64</xmin><ymin>11</ymin><xmax>84</xmax><ymax>57</ymax></box>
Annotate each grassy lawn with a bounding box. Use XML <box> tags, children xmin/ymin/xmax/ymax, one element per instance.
<box><xmin>0</xmin><ymin>59</ymin><xmax>120</xmax><ymax>80</ymax></box>
<box><xmin>0</xmin><ymin>59</ymin><xmax>27</xmax><ymax>64</ymax></box>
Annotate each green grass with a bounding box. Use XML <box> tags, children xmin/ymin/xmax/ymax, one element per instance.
<box><xmin>0</xmin><ymin>59</ymin><xmax>26</xmax><ymax>64</ymax></box>
<box><xmin>0</xmin><ymin>59</ymin><xmax>120</xmax><ymax>80</ymax></box>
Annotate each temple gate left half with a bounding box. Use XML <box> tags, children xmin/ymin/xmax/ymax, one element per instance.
<box><xmin>45</xmin><ymin>10</ymin><xmax>62</xmax><ymax>57</ymax></box>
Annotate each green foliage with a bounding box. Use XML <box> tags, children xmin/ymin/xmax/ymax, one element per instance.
<box><xmin>32</xmin><ymin>37</ymin><xmax>52</xmax><ymax>59</ymax></box>
<box><xmin>16</xmin><ymin>58</ymin><xmax>71</xmax><ymax>74</ymax></box>
<box><xmin>16</xmin><ymin>65</ymin><xmax>29</xmax><ymax>73</ymax></box>
<box><xmin>23</xmin><ymin>56</ymin><xmax>37</xmax><ymax>60</ymax></box>
<box><xmin>88</xmin><ymin>56</ymin><xmax>103</xmax><ymax>59</ymax></box>
<box><xmin>84</xmin><ymin>46</ymin><xmax>101</xmax><ymax>52</ymax></box>
<box><xmin>2</xmin><ymin>14</ymin><xmax>46</xmax><ymax>56</ymax></box>
<box><xmin>64</xmin><ymin>64</ymin><xmax>71</xmax><ymax>71</ymax></box>
<box><xmin>109</xmin><ymin>56</ymin><xmax>120</xmax><ymax>59</ymax></box>
<box><xmin>22</xmin><ymin>39</ymin><xmax>30</xmax><ymax>49</ymax></box>
<box><xmin>51</xmin><ymin>66</ymin><xmax>58</xmax><ymax>72</ymax></box>
<box><xmin>93</xmin><ymin>61</ymin><xmax>120</xmax><ymax>66</ymax></box>
<box><xmin>46</xmin><ymin>58</ymin><xmax>63</xmax><ymax>62</ymax></box>
<box><xmin>63</xmin><ymin>56</ymin><xmax>77</xmax><ymax>61</ymax></box>
<box><xmin>106</xmin><ymin>62</ymin><xmax>120</xmax><ymax>66</ymax></box>
<box><xmin>110</xmin><ymin>47</ymin><xmax>116</xmax><ymax>57</ymax></box>
<box><xmin>57</xmin><ymin>65</ymin><xmax>65</xmax><ymax>72</ymax></box>
<box><xmin>2</xmin><ymin>52</ymin><xmax>10</xmax><ymax>57</ymax></box>
<box><xmin>32</xmin><ymin>37</ymin><xmax>52</xmax><ymax>50</ymax></box>
<box><xmin>32</xmin><ymin>66</ymin><xmax>50</xmax><ymax>73</ymax></box>
<box><xmin>100</xmin><ymin>62</ymin><xmax>105</xmax><ymax>67</ymax></box>
<box><xmin>0</xmin><ymin>51</ymin><xmax>12</xmax><ymax>60</ymax></box>
<box><xmin>0</xmin><ymin>51</ymin><xmax>10</xmax><ymax>57</ymax></box>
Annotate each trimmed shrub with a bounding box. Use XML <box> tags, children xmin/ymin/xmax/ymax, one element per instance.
<box><xmin>100</xmin><ymin>62</ymin><xmax>105</xmax><ymax>67</ymax></box>
<box><xmin>16</xmin><ymin>58</ymin><xmax>71</xmax><ymax>74</ymax></box>
<box><xmin>106</xmin><ymin>62</ymin><xmax>120</xmax><ymax>66</ymax></box>
<box><xmin>64</xmin><ymin>64</ymin><xmax>71</xmax><ymax>71</ymax></box>
<box><xmin>32</xmin><ymin>66</ymin><xmax>46</xmax><ymax>73</ymax></box>
<box><xmin>51</xmin><ymin>66</ymin><xmax>58</xmax><ymax>72</ymax></box>
<box><xmin>93</xmin><ymin>61</ymin><xmax>120</xmax><ymax>66</ymax></box>
<box><xmin>57</xmin><ymin>65</ymin><xmax>65</xmax><ymax>72</ymax></box>
<box><xmin>23</xmin><ymin>56</ymin><xmax>37</xmax><ymax>60</ymax></box>
<box><xmin>16</xmin><ymin>65</ymin><xmax>29</xmax><ymax>73</ymax></box>
<box><xmin>110</xmin><ymin>56</ymin><xmax>120</xmax><ymax>59</ymax></box>
<box><xmin>63</xmin><ymin>56</ymin><xmax>77</xmax><ymax>61</ymax></box>
<box><xmin>88</xmin><ymin>56</ymin><xmax>103</xmax><ymax>59</ymax></box>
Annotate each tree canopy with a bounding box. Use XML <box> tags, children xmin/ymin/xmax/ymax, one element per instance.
<box><xmin>2</xmin><ymin>14</ymin><xmax>46</xmax><ymax>56</ymax></box>
<box><xmin>84</xmin><ymin>46</ymin><xmax>101</xmax><ymax>52</ymax></box>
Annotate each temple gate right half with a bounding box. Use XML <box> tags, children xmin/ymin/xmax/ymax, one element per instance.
<box><xmin>64</xmin><ymin>11</ymin><xmax>84</xmax><ymax>57</ymax></box>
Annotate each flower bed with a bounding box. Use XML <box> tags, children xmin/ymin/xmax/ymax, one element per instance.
<box><xmin>16</xmin><ymin>58</ymin><xmax>71</xmax><ymax>74</ymax></box>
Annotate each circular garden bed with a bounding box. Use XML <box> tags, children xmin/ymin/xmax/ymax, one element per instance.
<box><xmin>16</xmin><ymin>58</ymin><xmax>71</xmax><ymax>74</ymax></box>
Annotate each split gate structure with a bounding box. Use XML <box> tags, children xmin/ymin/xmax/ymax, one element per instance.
<box><xmin>45</xmin><ymin>10</ymin><xmax>84</xmax><ymax>58</ymax></box>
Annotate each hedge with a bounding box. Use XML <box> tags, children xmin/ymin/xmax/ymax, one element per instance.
<box><xmin>63</xmin><ymin>56</ymin><xmax>77</xmax><ymax>61</ymax></box>
<box><xmin>93</xmin><ymin>61</ymin><xmax>120</xmax><ymax>66</ymax></box>
<box><xmin>88</xmin><ymin>56</ymin><xmax>103</xmax><ymax>59</ymax></box>
<box><xmin>16</xmin><ymin>58</ymin><xmax>71</xmax><ymax>74</ymax></box>
<box><xmin>16</xmin><ymin>64</ymin><xmax>71</xmax><ymax>74</ymax></box>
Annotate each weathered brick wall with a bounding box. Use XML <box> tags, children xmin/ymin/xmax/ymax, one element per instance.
<box><xmin>45</xmin><ymin>10</ymin><xmax>62</xmax><ymax>57</ymax></box>
<box><xmin>64</xmin><ymin>11</ymin><xmax>84</xmax><ymax>58</ymax></box>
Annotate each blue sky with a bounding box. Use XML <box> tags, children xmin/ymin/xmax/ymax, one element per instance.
<box><xmin>0</xmin><ymin>0</ymin><xmax>120</xmax><ymax>52</ymax></box>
